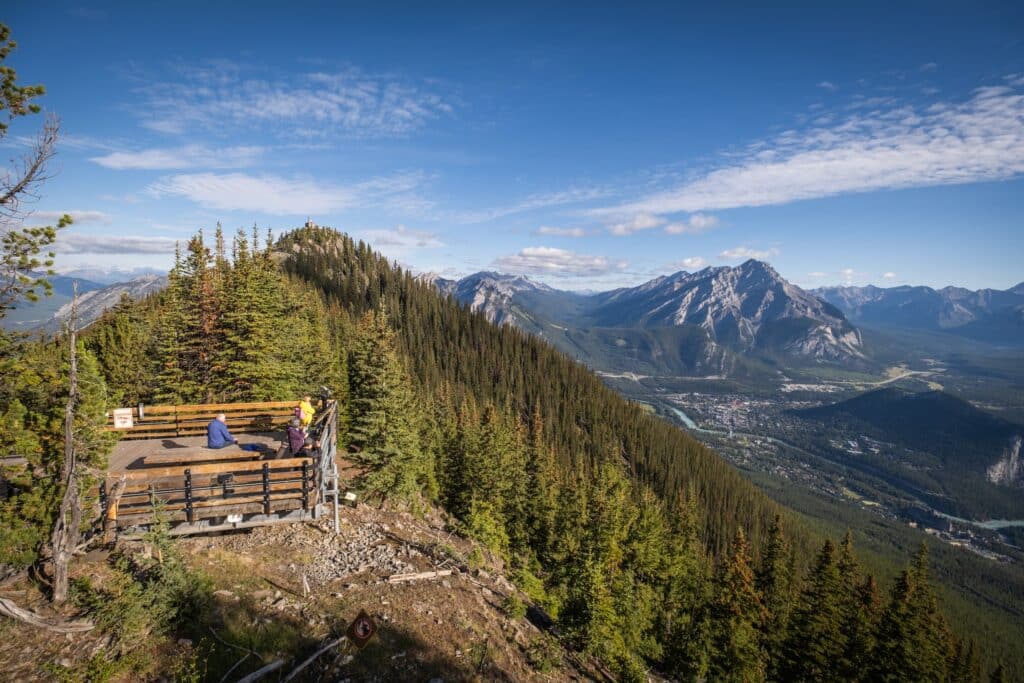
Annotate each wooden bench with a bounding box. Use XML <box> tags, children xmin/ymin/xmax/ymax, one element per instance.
<box><xmin>140</xmin><ymin>447</ymin><xmax>265</xmax><ymax>467</ymax></box>
<box><xmin>105</xmin><ymin>400</ymin><xmax>299</xmax><ymax>440</ymax></box>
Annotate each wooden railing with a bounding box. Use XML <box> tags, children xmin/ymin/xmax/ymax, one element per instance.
<box><xmin>101</xmin><ymin>456</ymin><xmax>318</xmax><ymax>530</ymax></box>
<box><xmin>105</xmin><ymin>400</ymin><xmax>296</xmax><ymax>440</ymax></box>
<box><xmin>97</xmin><ymin>399</ymin><xmax>340</xmax><ymax>536</ymax></box>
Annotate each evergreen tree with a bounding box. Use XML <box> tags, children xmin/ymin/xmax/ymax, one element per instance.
<box><xmin>869</xmin><ymin>545</ymin><xmax>954</xmax><ymax>683</ymax></box>
<box><xmin>757</xmin><ymin>514</ymin><xmax>793</xmax><ymax>680</ymax></box>
<box><xmin>708</xmin><ymin>528</ymin><xmax>767</xmax><ymax>683</ymax></box>
<box><xmin>346</xmin><ymin>308</ymin><xmax>424</xmax><ymax>504</ymax></box>
<box><xmin>525</xmin><ymin>400</ymin><xmax>557</xmax><ymax>561</ymax></box>
<box><xmin>781</xmin><ymin>539</ymin><xmax>847</xmax><ymax>682</ymax></box>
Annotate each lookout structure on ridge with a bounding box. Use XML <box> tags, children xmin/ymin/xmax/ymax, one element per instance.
<box><xmin>96</xmin><ymin>397</ymin><xmax>341</xmax><ymax>537</ymax></box>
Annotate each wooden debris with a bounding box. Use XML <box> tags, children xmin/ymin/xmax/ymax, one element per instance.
<box><xmin>0</xmin><ymin>597</ymin><xmax>93</xmax><ymax>633</ymax></box>
<box><xmin>387</xmin><ymin>569</ymin><xmax>453</xmax><ymax>584</ymax></box>
<box><xmin>282</xmin><ymin>635</ymin><xmax>348</xmax><ymax>682</ymax></box>
<box><xmin>235</xmin><ymin>659</ymin><xmax>284</xmax><ymax>683</ymax></box>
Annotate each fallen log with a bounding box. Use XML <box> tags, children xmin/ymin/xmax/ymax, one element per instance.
<box><xmin>282</xmin><ymin>635</ymin><xmax>348</xmax><ymax>682</ymax></box>
<box><xmin>235</xmin><ymin>659</ymin><xmax>284</xmax><ymax>683</ymax></box>
<box><xmin>387</xmin><ymin>569</ymin><xmax>453</xmax><ymax>584</ymax></box>
<box><xmin>0</xmin><ymin>597</ymin><xmax>93</xmax><ymax>633</ymax></box>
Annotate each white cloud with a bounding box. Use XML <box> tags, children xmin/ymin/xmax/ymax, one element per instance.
<box><xmin>840</xmin><ymin>267</ymin><xmax>857</xmax><ymax>283</ymax></box>
<box><xmin>32</xmin><ymin>210</ymin><xmax>110</xmax><ymax>224</ymax></box>
<box><xmin>807</xmin><ymin>271</ymin><xmax>827</xmax><ymax>278</ymax></box>
<box><xmin>719</xmin><ymin>246</ymin><xmax>779</xmax><ymax>261</ymax></box>
<box><xmin>818</xmin><ymin>81</ymin><xmax>839</xmax><ymax>91</ymax></box>
<box><xmin>664</xmin><ymin>213</ymin><xmax>720</xmax><ymax>234</ymax></box>
<box><xmin>92</xmin><ymin>145</ymin><xmax>263</xmax><ymax>170</ymax></box>
<box><xmin>534</xmin><ymin>226</ymin><xmax>586</xmax><ymax>238</ymax></box>
<box><xmin>883</xmin><ymin>271</ymin><xmax>897</xmax><ymax>280</ymax></box>
<box><xmin>594</xmin><ymin>82</ymin><xmax>1024</xmax><ymax>217</ymax></box>
<box><xmin>57</xmin><ymin>233</ymin><xmax>179</xmax><ymax>255</ymax></box>
<box><xmin>494</xmin><ymin>247</ymin><xmax>628</xmax><ymax>277</ymax></box>
<box><xmin>135</xmin><ymin>62</ymin><xmax>454</xmax><ymax>137</ymax></box>
<box><xmin>360</xmin><ymin>225</ymin><xmax>443</xmax><ymax>249</ymax></box>
<box><xmin>608</xmin><ymin>212</ymin><xmax>664</xmax><ymax>236</ymax></box>
<box><xmin>671</xmin><ymin>257</ymin><xmax>707</xmax><ymax>270</ymax></box>
<box><xmin>148</xmin><ymin>171</ymin><xmax>424</xmax><ymax>215</ymax></box>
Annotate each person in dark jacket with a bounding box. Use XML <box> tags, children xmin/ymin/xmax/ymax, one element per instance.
<box><xmin>207</xmin><ymin>413</ymin><xmax>238</xmax><ymax>449</ymax></box>
<box><xmin>286</xmin><ymin>417</ymin><xmax>305</xmax><ymax>456</ymax></box>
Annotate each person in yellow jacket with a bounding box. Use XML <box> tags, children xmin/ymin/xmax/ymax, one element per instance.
<box><xmin>297</xmin><ymin>395</ymin><xmax>316</xmax><ymax>428</ymax></box>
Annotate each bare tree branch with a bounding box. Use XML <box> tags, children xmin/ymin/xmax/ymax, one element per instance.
<box><xmin>0</xmin><ymin>114</ymin><xmax>58</xmax><ymax>226</ymax></box>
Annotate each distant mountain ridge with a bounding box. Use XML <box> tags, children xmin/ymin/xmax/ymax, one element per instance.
<box><xmin>793</xmin><ymin>387</ymin><xmax>1024</xmax><ymax>518</ymax></box>
<box><xmin>426</xmin><ymin>260</ymin><xmax>866</xmax><ymax>372</ymax></box>
<box><xmin>813</xmin><ymin>282</ymin><xmax>1024</xmax><ymax>346</ymax></box>
<box><xmin>0</xmin><ymin>274</ymin><xmax>168</xmax><ymax>333</ymax></box>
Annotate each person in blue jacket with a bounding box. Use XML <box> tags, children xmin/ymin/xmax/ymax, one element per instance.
<box><xmin>207</xmin><ymin>413</ymin><xmax>238</xmax><ymax>449</ymax></box>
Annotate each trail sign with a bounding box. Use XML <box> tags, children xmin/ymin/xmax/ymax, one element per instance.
<box><xmin>112</xmin><ymin>408</ymin><xmax>133</xmax><ymax>429</ymax></box>
<box><xmin>346</xmin><ymin>610</ymin><xmax>377</xmax><ymax>649</ymax></box>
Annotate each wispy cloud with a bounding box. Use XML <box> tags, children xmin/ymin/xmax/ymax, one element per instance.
<box><xmin>92</xmin><ymin>145</ymin><xmax>264</xmax><ymax>170</ymax></box>
<box><xmin>494</xmin><ymin>246</ymin><xmax>628</xmax><ymax>277</ymax></box>
<box><xmin>608</xmin><ymin>212</ymin><xmax>664</xmax><ymax>236</ymax></box>
<box><xmin>134</xmin><ymin>62</ymin><xmax>455</xmax><ymax>138</ymax></box>
<box><xmin>148</xmin><ymin>171</ymin><xmax>425</xmax><ymax>215</ymax></box>
<box><xmin>534</xmin><ymin>225</ymin><xmax>586</xmax><ymax>237</ymax></box>
<box><xmin>57</xmin><ymin>233</ymin><xmax>179</xmax><ymax>255</ymax></box>
<box><xmin>883</xmin><ymin>271</ymin><xmax>897</xmax><ymax>280</ymax></box>
<box><xmin>595</xmin><ymin>82</ymin><xmax>1024</xmax><ymax>217</ymax></box>
<box><xmin>664</xmin><ymin>213</ymin><xmax>719</xmax><ymax>235</ymax></box>
<box><xmin>719</xmin><ymin>246</ymin><xmax>779</xmax><ymax>261</ymax></box>
<box><xmin>449</xmin><ymin>187</ymin><xmax>606</xmax><ymax>224</ymax></box>
<box><xmin>818</xmin><ymin>80</ymin><xmax>839</xmax><ymax>91</ymax></box>
<box><xmin>31</xmin><ymin>210</ymin><xmax>110</xmax><ymax>224</ymax></box>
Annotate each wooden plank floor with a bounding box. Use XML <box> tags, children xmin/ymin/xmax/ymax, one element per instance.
<box><xmin>107</xmin><ymin>432</ymin><xmax>284</xmax><ymax>473</ymax></box>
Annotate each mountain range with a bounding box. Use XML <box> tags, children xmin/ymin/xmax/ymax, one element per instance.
<box><xmin>426</xmin><ymin>260</ymin><xmax>865</xmax><ymax>376</ymax></box>
<box><xmin>0</xmin><ymin>274</ymin><xmax>166</xmax><ymax>332</ymax></box>
<box><xmin>813</xmin><ymin>282</ymin><xmax>1024</xmax><ymax>346</ymax></box>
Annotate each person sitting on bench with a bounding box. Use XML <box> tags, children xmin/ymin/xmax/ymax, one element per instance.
<box><xmin>207</xmin><ymin>413</ymin><xmax>238</xmax><ymax>449</ymax></box>
<box><xmin>286</xmin><ymin>417</ymin><xmax>305</xmax><ymax>456</ymax></box>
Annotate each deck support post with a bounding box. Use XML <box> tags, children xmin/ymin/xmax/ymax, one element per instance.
<box><xmin>184</xmin><ymin>469</ymin><xmax>193</xmax><ymax>523</ymax></box>
<box><xmin>262</xmin><ymin>463</ymin><xmax>271</xmax><ymax>514</ymax></box>
<box><xmin>301</xmin><ymin>462</ymin><xmax>310</xmax><ymax>511</ymax></box>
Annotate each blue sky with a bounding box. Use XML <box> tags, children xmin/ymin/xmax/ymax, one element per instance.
<box><xmin>4</xmin><ymin>1</ymin><xmax>1024</xmax><ymax>289</ymax></box>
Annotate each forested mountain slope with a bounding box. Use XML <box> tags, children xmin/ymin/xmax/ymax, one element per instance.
<box><xmin>27</xmin><ymin>224</ymin><xmax>1003</xmax><ymax>680</ymax></box>
<box><xmin>279</xmin><ymin>226</ymin><xmax>788</xmax><ymax>556</ymax></box>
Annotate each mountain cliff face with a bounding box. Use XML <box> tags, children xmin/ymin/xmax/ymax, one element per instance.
<box><xmin>447</xmin><ymin>271</ymin><xmax>553</xmax><ymax>328</ymax></box>
<box><xmin>433</xmin><ymin>260</ymin><xmax>864</xmax><ymax>365</ymax></box>
<box><xmin>588</xmin><ymin>260</ymin><xmax>863</xmax><ymax>361</ymax></box>
<box><xmin>987</xmin><ymin>436</ymin><xmax>1024</xmax><ymax>488</ymax></box>
<box><xmin>47</xmin><ymin>274</ymin><xmax>167</xmax><ymax>330</ymax></box>
<box><xmin>813</xmin><ymin>283</ymin><xmax>1024</xmax><ymax>345</ymax></box>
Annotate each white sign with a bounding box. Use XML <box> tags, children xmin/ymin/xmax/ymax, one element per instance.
<box><xmin>112</xmin><ymin>408</ymin><xmax>133</xmax><ymax>429</ymax></box>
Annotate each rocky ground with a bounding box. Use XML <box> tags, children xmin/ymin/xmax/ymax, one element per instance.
<box><xmin>0</xmin><ymin>503</ymin><xmax>601</xmax><ymax>682</ymax></box>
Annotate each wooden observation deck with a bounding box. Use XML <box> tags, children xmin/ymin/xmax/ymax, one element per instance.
<box><xmin>99</xmin><ymin>399</ymin><xmax>341</xmax><ymax>537</ymax></box>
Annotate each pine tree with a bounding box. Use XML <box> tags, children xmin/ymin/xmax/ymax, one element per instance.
<box><xmin>346</xmin><ymin>308</ymin><xmax>424</xmax><ymax>504</ymax></box>
<box><xmin>708</xmin><ymin>528</ymin><xmax>767</xmax><ymax>683</ymax></box>
<box><xmin>525</xmin><ymin>400</ymin><xmax>557</xmax><ymax>561</ymax></box>
<box><xmin>662</xmin><ymin>490</ymin><xmax>712</xmax><ymax>682</ymax></box>
<box><xmin>757</xmin><ymin>514</ymin><xmax>793</xmax><ymax>680</ymax></box>
<box><xmin>781</xmin><ymin>539</ymin><xmax>847</xmax><ymax>682</ymax></box>
<box><xmin>869</xmin><ymin>544</ymin><xmax>955</xmax><ymax>683</ymax></box>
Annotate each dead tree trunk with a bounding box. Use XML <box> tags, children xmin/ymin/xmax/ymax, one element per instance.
<box><xmin>50</xmin><ymin>286</ymin><xmax>80</xmax><ymax>605</ymax></box>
